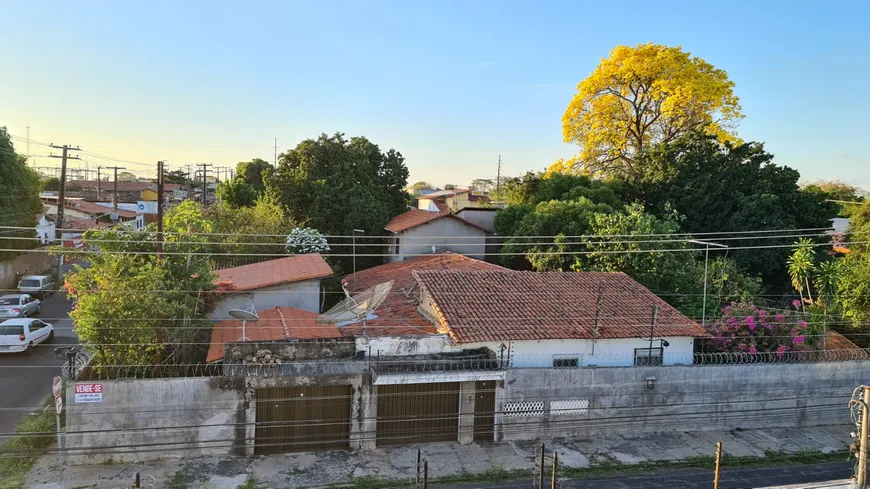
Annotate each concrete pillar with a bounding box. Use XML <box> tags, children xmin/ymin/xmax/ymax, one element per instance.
<box><xmin>352</xmin><ymin>380</ymin><xmax>377</xmax><ymax>450</ymax></box>
<box><xmin>243</xmin><ymin>382</ymin><xmax>256</xmax><ymax>457</ymax></box>
<box><xmin>458</xmin><ymin>381</ymin><xmax>476</xmax><ymax>445</ymax></box>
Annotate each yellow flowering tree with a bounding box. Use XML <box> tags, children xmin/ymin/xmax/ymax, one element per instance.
<box><xmin>560</xmin><ymin>43</ymin><xmax>743</xmax><ymax>181</ymax></box>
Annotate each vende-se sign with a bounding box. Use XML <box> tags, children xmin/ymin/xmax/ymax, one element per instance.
<box><xmin>74</xmin><ymin>383</ymin><xmax>103</xmax><ymax>403</ymax></box>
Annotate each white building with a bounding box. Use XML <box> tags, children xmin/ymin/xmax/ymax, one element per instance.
<box><xmin>385</xmin><ymin>209</ymin><xmax>489</xmax><ymax>262</ymax></box>
<box><xmin>208</xmin><ymin>254</ymin><xmax>334</xmax><ymax>320</ymax></box>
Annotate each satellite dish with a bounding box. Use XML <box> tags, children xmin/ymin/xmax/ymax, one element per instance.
<box><xmin>228</xmin><ymin>306</ymin><xmax>259</xmax><ymax>341</ymax></box>
<box><xmin>317</xmin><ymin>280</ymin><xmax>394</xmax><ymax>336</ymax></box>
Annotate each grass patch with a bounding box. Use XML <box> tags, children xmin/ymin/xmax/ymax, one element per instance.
<box><xmin>237</xmin><ymin>476</ymin><xmax>260</xmax><ymax>489</ymax></box>
<box><xmin>0</xmin><ymin>397</ymin><xmax>59</xmax><ymax>489</ymax></box>
<box><xmin>167</xmin><ymin>471</ymin><xmax>189</xmax><ymax>489</ymax></box>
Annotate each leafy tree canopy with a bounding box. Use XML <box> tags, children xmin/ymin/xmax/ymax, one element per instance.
<box><xmin>470</xmin><ymin>178</ymin><xmax>495</xmax><ymax>192</ymax></box>
<box><xmin>560</xmin><ymin>43</ymin><xmax>743</xmax><ymax>182</ymax></box>
<box><xmin>164</xmin><ymin>169</ymin><xmax>191</xmax><ymax>186</ymax></box>
<box><xmin>268</xmin><ymin>132</ymin><xmax>409</xmax><ymax>271</ymax></box>
<box><xmin>490</xmin><ymin>172</ymin><xmax>541</xmax><ymax>205</ymax></box>
<box><xmin>0</xmin><ymin>128</ymin><xmax>44</xmax><ymax>259</ymax></box>
<box><xmin>628</xmin><ymin>133</ymin><xmax>839</xmax><ymax>287</ymax></box>
<box><xmin>236</xmin><ymin>158</ymin><xmax>274</xmax><ymax>193</ymax></box>
<box><xmin>215</xmin><ymin>178</ymin><xmax>257</xmax><ymax>208</ymax></box>
<box><xmin>116</xmin><ymin>171</ymin><xmax>137</xmax><ymax>182</ymax></box>
<box><xmin>802</xmin><ymin>179</ymin><xmax>866</xmax><ymax>217</ymax></box>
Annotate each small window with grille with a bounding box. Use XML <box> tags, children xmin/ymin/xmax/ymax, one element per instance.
<box><xmin>553</xmin><ymin>357</ymin><xmax>579</xmax><ymax>368</ymax></box>
<box><xmin>634</xmin><ymin>348</ymin><xmax>663</xmax><ymax>366</ymax></box>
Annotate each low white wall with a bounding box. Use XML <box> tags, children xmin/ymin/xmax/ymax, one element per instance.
<box><xmin>64</xmin><ymin>378</ymin><xmax>244</xmax><ymax>463</ymax></box>
<box><xmin>208</xmin><ymin>279</ymin><xmax>322</xmax><ymax>320</ymax></box>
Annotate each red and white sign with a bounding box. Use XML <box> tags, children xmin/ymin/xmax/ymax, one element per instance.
<box><xmin>52</xmin><ymin>377</ymin><xmax>63</xmax><ymax>399</ymax></box>
<box><xmin>55</xmin><ymin>396</ymin><xmax>63</xmax><ymax>415</ymax></box>
<box><xmin>74</xmin><ymin>383</ymin><xmax>103</xmax><ymax>403</ymax></box>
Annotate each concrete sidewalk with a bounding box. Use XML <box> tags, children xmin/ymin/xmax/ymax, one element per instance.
<box><xmin>27</xmin><ymin>425</ymin><xmax>854</xmax><ymax>489</ymax></box>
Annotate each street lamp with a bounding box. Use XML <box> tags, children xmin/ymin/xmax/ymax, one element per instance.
<box><xmin>352</xmin><ymin>229</ymin><xmax>364</xmax><ymax>289</ymax></box>
<box><xmin>688</xmin><ymin>239</ymin><xmax>729</xmax><ymax>327</ymax></box>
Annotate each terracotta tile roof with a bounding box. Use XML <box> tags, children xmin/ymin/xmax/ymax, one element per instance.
<box><xmin>207</xmin><ymin>306</ymin><xmax>342</xmax><ymax>362</ymax></box>
<box><xmin>342</xmin><ymin>252</ymin><xmax>505</xmax><ymax>337</ymax></box>
<box><xmin>385</xmin><ymin>209</ymin><xmax>490</xmax><ymax>233</ymax></box>
<box><xmin>42</xmin><ymin>198</ymin><xmax>139</xmax><ymax>219</ymax></box>
<box><xmin>413</xmin><ymin>270</ymin><xmax>708</xmax><ymax>343</ymax></box>
<box><xmin>215</xmin><ymin>254</ymin><xmax>333</xmax><ymax>291</ymax></box>
<box><xmin>47</xmin><ymin>215</ymin><xmax>113</xmax><ymax>230</ymax></box>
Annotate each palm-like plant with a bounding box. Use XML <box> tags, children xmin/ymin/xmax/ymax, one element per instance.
<box><xmin>787</xmin><ymin>238</ymin><xmax>816</xmax><ymax>307</ymax></box>
<box><xmin>813</xmin><ymin>260</ymin><xmax>839</xmax><ymax>311</ymax></box>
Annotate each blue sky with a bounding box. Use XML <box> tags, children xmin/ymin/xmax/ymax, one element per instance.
<box><xmin>3</xmin><ymin>0</ymin><xmax>869</xmax><ymax>188</ymax></box>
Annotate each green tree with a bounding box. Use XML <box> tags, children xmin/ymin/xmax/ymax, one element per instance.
<box><xmin>216</xmin><ymin>178</ymin><xmax>258</xmax><ymax>207</ymax></box>
<box><xmin>207</xmin><ymin>194</ymin><xmax>293</xmax><ymax>267</ymax></box>
<box><xmin>561</xmin><ymin>43</ymin><xmax>742</xmax><ymax>181</ymax></box>
<box><xmin>164</xmin><ymin>169</ymin><xmax>191</xmax><ymax>186</ymax></box>
<box><xmin>268</xmin><ymin>132</ymin><xmax>409</xmax><ymax>271</ymax></box>
<box><xmin>470</xmin><ymin>178</ymin><xmax>495</xmax><ymax>192</ymax></box>
<box><xmin>41</xmin><ymin>177</ymin><xmax>61</xmax><ymax>191</ymax></box>
<box><xmin>490</xmin><ymin>172</ymin><xmax>541</xmax><ymax>205</ymax></box>
<box><xmin>116</xmin><ymin>171</ymin><xmax>136</xmax><ymax>182</ymax></box>
<box><xmin>444</xmin><ymin>184</ymin><xmax>457</xmax><ymax>190</ymax></box>
<box><xmin>802</xmin><ymin>180</ymin><xmax>865</xmax><ymax>217</ymax></box>
<box><xmin>409</xmin><ymin>181</ymin><xmax>434</xmax><ymax>194</ymax></box>
<box><xmin>236</xmin><ymin>158</ymin><xmax>274</xmax><ymax>193</ymax></box>
<box><xmin>63</xmin><ymin>201</ymin><xmax>217</xmax><ymax>369</ymax></box>
<box><xmin>630</xmin><ymin>133</ymin><xmax>839</xmax><ymax>287</ymax></box>
<box><xmin>787</xmin><ymin>238</ymin><xmax>816</xmax><ymax>307</ymax></box>
<box><xmin>837</xmin><ymin>251</ymin><xmax>870</xmax><ymax>328</ymax></box>
<box><xmin>0</xmin><ymin>128</ymin><xmax>44</xmax><ymax>260</ymax></box>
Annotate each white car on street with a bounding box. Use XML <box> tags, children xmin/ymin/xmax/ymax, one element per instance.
<box><xmin>0</xmin><ymin>318</ymin><xmax>54</xmax><ymax>354</ymax></box>
<box><xmin>0</xmin><ymin>294</ymin><xmax>41</xmax><ymax>318</ymax></box>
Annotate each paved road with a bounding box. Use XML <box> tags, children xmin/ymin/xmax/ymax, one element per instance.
<box><xmin>442</xmin><ymin>461</ymin><xmax>852</xmax><ymax>489</ymax></box>
<box><xmin>0</xmin><ymin>276</ymin><xmax>78</xmax><ymax>436</ymax></box>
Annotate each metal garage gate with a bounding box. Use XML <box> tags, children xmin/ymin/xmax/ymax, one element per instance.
<box><xmin>255</xmin><ymin>385</ymin><xmax>351</xmax><ymax>455</ymax></box>
<box><xmin>377</xmin><ymin>382</ymin><xmax>460</xmax><ymax>446</ymax></box>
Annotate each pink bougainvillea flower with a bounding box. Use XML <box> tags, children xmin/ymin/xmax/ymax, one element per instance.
<box><xmin>792</xmin><ymin>299</ymin><xmax>801</xmax><ymax>308</ymax></box>
<box><xmin>749</xmin><ymin>345</ymin><xmax>757</xmax><ymax>353</ymax></box>
<box><xmin>744</xmin><ymin>316</ymin><xmax>757</xmax><ymax>330</ymax></box>
<box><xmin>793</xmin><ymin>335</ymin><xmax>805</xmax><ymax>345</ymax></box>
<box><xmin>776</xmin><ymin>345</ymin><xmax>788</xmax><ymax>358</ymax></box>
<box><xmin>764</xmin><ymin>323</ymin><xmax>773</xmax><ymax>330</ymax></box>
<box><xmin>798</xmin><ymin>320</ymin><xmax>808</xmax><ymax>329</ymax></box>
<box><xmin>775</xmin><ymin>314</ymin><xmax>785</xmax><ymax>323</ymax></box>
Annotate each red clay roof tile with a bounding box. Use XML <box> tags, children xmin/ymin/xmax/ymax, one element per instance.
<box><xmin>207</xmin><ymin>306</ymin><xmax>342</xmax><ymax>362</ymax></box>
<box><xmin>342</xmin><ymin>253</ymin><xmax>505</xmax><ymax>336</ymax></box>
<box><xmin>385</xmin><ymin>209</ymin><xmax>490</xmax><ymax>233</ymax></box>
<box><xmin>216</xmin><ymin>254</ymin><xmax>333</xmax><ymax>291</ymax></box>
<box><xmin>413</xmin><ymin>270</ymin><xmax>708</xmax><ymax>343</ymax></box>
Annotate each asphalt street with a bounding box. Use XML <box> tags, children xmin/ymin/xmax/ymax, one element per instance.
<box><xmin>0</xmin><ymin>270</ymin><xmax>79</xmax><ymax>436</ymax></box>
<box><xmin>442</xmin><ymin>461</ymin><xmax>852</xmax><ymax>489</ymax></box>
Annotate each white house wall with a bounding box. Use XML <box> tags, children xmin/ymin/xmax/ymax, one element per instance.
<box><xmin>464</xmin><ymin>337</ymin><xmax>696</xmax><ymax>367</ymax></box>
<box><xmin>358</xmin><ymin>334</ymin><xmax>695</xmax><ymax>367</ymax></box>
<box><xmin>454</xmin><ymin>209</ymin><xmax>496</xmax><ymax>233</ymax></box>
<box><xmin>391</xmin><ymin>218</ymin><xmax>487</xmax><ymax>262</ymax></box>
<box><xmin>208</xmin><ymin>279</ymin><xmax>322</xmax><ymax>320</ymax></box>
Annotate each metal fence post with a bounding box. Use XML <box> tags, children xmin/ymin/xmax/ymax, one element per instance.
<box><xmin>539</xmin><ymin>443</ymin><xmax>545</xmax><ymax>489</ymax></box>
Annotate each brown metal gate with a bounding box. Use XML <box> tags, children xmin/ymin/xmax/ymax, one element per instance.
<box><xmin>474</xmin><ymin>380</ymin><xmax>496</xmax><ymax>441</ymax></box>
<box><xmin>255</xmin><ymin>385</ymin><xmax>351</xmax><ymax>455</ymax></box>
<box><xmin>377</xmin><ymin>382</ymin><xmax>460</xmax><ymax>446</ymax></box>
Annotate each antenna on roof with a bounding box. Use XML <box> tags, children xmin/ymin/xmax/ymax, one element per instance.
<box><xmin>228</xmin><ymin>304</ymin><xmax>259</xmax><ymax>342</ymax></box>
<box><xmin>317</xmin><ymin>280</ymin><xmax>394</xmax><ymax>337</ymax></box>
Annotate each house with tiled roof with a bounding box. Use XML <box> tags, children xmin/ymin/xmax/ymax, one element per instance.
<box><xmin>417</xmin><ymin>189</ymin><xmax>490</xmax><ymax>213</ymax></box>
<box><xmin>385</xmin><ymin>208</ymin><xmax>490</xmax><ymax>262</ymax></box>
<box><xmin>206</xmin><ymin>306</ymin><xmax>342</xmax><ymax>363</ymax></box>
<box><xmin>207</xmin><ymin>254</ymin><xmax>334</xmax><ymax>320</ymax></box>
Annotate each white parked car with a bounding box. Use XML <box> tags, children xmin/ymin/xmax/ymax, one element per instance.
<box><xmin>0</xmin><ymin>294</ymin><xmax>41</xmax><ymax>318</ymax></box>
<box><xmin>0</xmin><ymin>318</ymin><xmax>54</xmax><ymax>354</ymax></box>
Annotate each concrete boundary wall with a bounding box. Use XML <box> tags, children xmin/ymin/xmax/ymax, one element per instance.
<box><xmin>499</xmin><ymin>360</ymin><xmax>870</xmax><ymax>441</ymax></box>
<box><xmin>64</xmin><ymin>377</ymin><xmax>244</xmax><ymax>464</ymax></box>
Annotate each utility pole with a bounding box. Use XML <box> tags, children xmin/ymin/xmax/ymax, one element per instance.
<box><xmin>186</xmin><ymin>164</ymin><xmax>193</xmax><ymax>200</ymax></box>
<box><xmin>48</xmin><ymin>143</ymin><xmax>81</xmax><ymax>281</ymax></box>
<box><xmin>274</xmin><ymin>137</ymin><xmax>278</xmax><ymax>166</ymax></box>
<box><xmin>856</xmin><ymin>386</ymin><xmax>870</xmax><ymax>488</ymax></box>
<box><xmin>687</xmin><ymin>240</ymin><xmax>729</xmax><ymax>327</ymax></box>
<box><xmin>104</xmin><ymin>166</ymin><xmax>126</xmax><ymax>212</ymax></box>
<box><xmin>156</xmin><ymin>161</ymin><xmax>165</xmax><ymax>256</ymax></box>
<box><xmin>496</xmin><ymin>154</ymin><xmax>502</xmax><ymax>193</ymax></box>
<box><xmin>198</xmin><ymin>163</ymin><xmax>213</xmax><ymax>205</ymax></box>
<box><xmin>96</xmin><ymin>166</ymin><xmax>102</xmax><ymax>201</ymax></box>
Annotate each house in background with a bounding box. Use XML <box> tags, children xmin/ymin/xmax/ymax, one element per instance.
<box><xmin>385</xmin><ymin>209</ymin><xmax>490</xmax><ymax>262</ymax></box>
<box><xmin>41</xmin><ymin>197</ymin><xmax>143</xmax><ymax>230</ymax></box>
<box><xmin>417</xmin><ymin>189</ymin><xmax>490</xmax><ymax>212</ymax></box>
<box><xmin>454</xmin><ymin>207</ymin><xmax>497</xmax><ymax>233</ymax></box>
<box><xmin>208</xmin><ymin>254</ymin><xmax>334</xmax><ymax>320</ymax></box>
<box><xmin>34</xmin><ymin>211</ymin><xmax>55</xmax><ymax>244</ymax></box>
